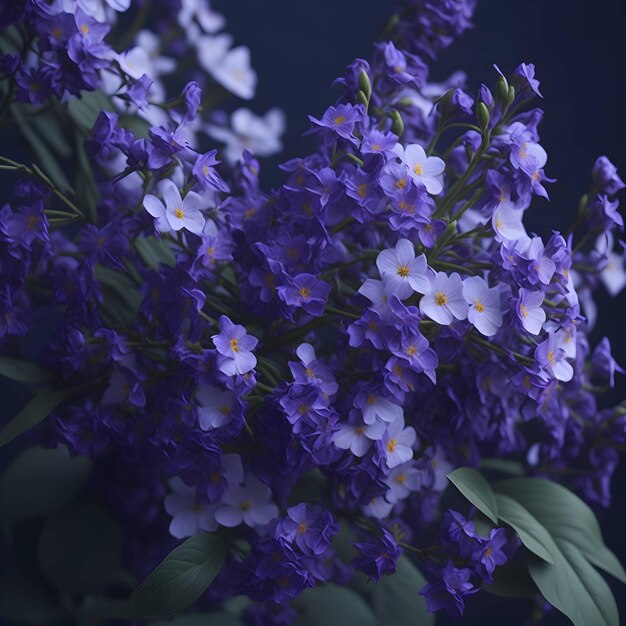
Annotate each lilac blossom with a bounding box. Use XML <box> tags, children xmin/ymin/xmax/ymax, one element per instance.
<box><xmin>376</xmin><ymin>238</ymin><xmax>431</xmax><ymax>298</ymax></box>
<box><xmin>212</xmin><ymin>315</ymin><xmax>258</xmax><ymax>376</ymax></box>
<box><xmin>462</xmin><ymin>276</ymin><xmax>502</xmax><ymax>337</ymax></box>
<box><xmin>420</xmin><ymin>272</ymin><xmax>468</xmax><ymax>324</ymax></box>
<box><xmin>143</xmin><ymin>180</ymin><xmax>206</xmax><ymax>235</ymax></box>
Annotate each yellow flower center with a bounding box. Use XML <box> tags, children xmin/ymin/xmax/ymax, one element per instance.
<box><xmin>366</xmin><ymin>393</ymin><xmax>376</xmax><ymax>406</ymax></box>
<box><xmin>297</xmin><ymin>522</ymin><xmax>308</xmax><ymax>535</ymax></box>
<box><xmin>230</xmin><ymin>338</ymin><xmax>240</xmax><ymax>352</ymax></box>
<box><xmin>413</xmin><ymin>163</ymin><xmax>423</xmax><ymax>176</ymax></box>
<box><xmin>174</xmin><ymin>207</ymin><xmax>185</xmax><ymax>219</ymax></box>
<box><xmin>218</xmin><ymin>405</ymin><xmax>230</xmax><ymax>415</ymax></box>
<box><xmin>240</xmin><ymin>501</ymin><xmax>251</xmax><ymax>511</ymax></box>
<box><xmin>386</xmin><ymin>439</ymin><xmax>397</xmax><ymax>453</ymax></box>
<box><xmin>305</xmin><ymin>367</ymin><xmax>315</xmax><ymax>378</ymax></box>
<box><xmin>547</xmin><ymin>350</ymin><xmax>555</xmax><ymax>364</ymax></box>
<box><xmin>396</xmin><ymin>177</ymin><xmax>407</xmax><ymax>189</ymax></box>
<box><xmin>299</xmin><ymin>287</ymin><xmax>311</xmax><ymax>298</ymax></box>
<box><xmin>520</xmin><ymin>304</ymin><xmax>528</xmax><ymax>317</ymax></box>
<box><xmin>397</xmin><ymin>265</ymin><xmax>410</xmax><ymax>277</ymax></box>
<box><xmin>80</xmin><ymin>24</ymin><xmax>89</xmax><ymax>34</ymax></box>
<box><xmin>334</xmin><ymin>115</ymin><xmax>346</xmax><ymax>125</ymax></box>
<box><xmin>395</xmin><ymin>473</ymin><xmax>406</xmax><ymax>484</ymax></box>
<box><xmin>435</xmin><ymin>292</ymin><xmax>448</xmax><ymax>306</ymax></box>
<box><xmin>406</xmin><ymin>344</ymin><xmax>417</xmax><ymax>356</ymax></box>
<box><xmin>474</xmin><ymin>299</ymin><xmax>485</xmax><ymax>313</ymax></box>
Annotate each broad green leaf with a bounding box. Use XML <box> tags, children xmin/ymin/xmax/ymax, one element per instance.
<box><xmin>472</xmin><ymin>512</ymin><xmax>496</xmax><ymax>538</ymax></box>
<box><xmin>38</xmin><ymin>503</ymin><xmax>123</xmax><ymax>593</ymax></box>
<box><xmin>0</xmin><ymin>386</ymin><xmax>78</xmax><ymax>447</ymax></box>
<box><xmin>95</xmin><ymin>265</ymin><xmax>142</xmax><ymax>326</ymax></box>
<box><xmin>294</xmin><ymin>585</ymin><xmax>377</xmax><ymax>626</ymax></box>
<box><xmin>528</xmin><ymin>540</ymin><xmax>619</xmax><ymax>626</ymax></box>
<box><xmin>479</xmin><ymin>458</ymin><xmax>524</xmax><ymax>476</ymax></box>
<box><xmin>495</xmin><ymin>493</ymin><xmax>556</xmax><ymax>564</ymax></box>
<box><xmin>447</xmin><ymin>467</ymin><xmax>498</xmax><ymax>524</ymax></box>
<box><xmin>496</xmin><ymin>478</ymin><xmax>626</xmax><ymax>583</ymax></box>
<box><xmin>135</xmin><ymin>237</ymin><xmax>177</xmax><ymax>270</ymax></box>
<box><xmin>127</xmin><ymin>533</ymin><xmax>226</xmax><ymax>620</ymax></box>
<box><xmin>483</xmin><ymin>556</ymin><xmax>539</xmax><ymax>598</ymax></box>
<box><xmin>371</xmin><ymin>556</ymin><xmax>433</xmax><ymax>626</ymax></box>
<box><xmin>0</xmin><ymin>356</ymin><xmax>52</xmax><ymax>383</ymax></box>
<box><xmin>0</xmin><ymin>445</ymin><xmax>92</xmax><ymax>523</ymax></box>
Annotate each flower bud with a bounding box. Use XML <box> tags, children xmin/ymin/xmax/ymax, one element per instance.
<box><xmin>389</xmin><ymin>109</ymin><xmax>404</xmax><ymax>138</ymax></box>
<box><xmin>496</xmin><ymin>75</ymin><xmax>509</xmax><ymax>102</ymax></box>
<box><xmin>477</xmin><ymin>102</ymin><xmax>490</xmax><ymax>132</ymax></box>
<box><xmin>358</xmin><ymin>70</ymin><xmax>372</xmax><ymax>101</ymax></box>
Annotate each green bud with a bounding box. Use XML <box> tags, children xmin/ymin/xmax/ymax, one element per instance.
<box><xmin>358</xmin><ymin>70</ymin><xmax>372</xmax><ymax>101</ymax></box>
<box><xmin>389</xmin><ymin>109</ymin><xmax>404</xmax><ymax>137</ymax></box>
<box><xmin>506</xmin><ymin>85</ymin><xmax>516</xmax><ymax>107</ymax></box>
<box><xmin>577</xmin><ymin>194</ymin><xmax>589</xmax><ymax>216</ymax></box>
<box><xmin>477</xmin><ymin>102</ymin><xmax>490</xmax><ymax>132</ymax></box>
<box><xmin>397</xmin><ymin>97</ymin><xmax>415</xmax><ymax>108</ymax></box>
<box><xmin>357</xmin><ymin>90</ymin><xmax>369</xmax><ymax>108</ymax></box>
<box><xmin>496</xmin><ymin>75</ymin><xmax>509</xmax><ymax>102</ymax></box>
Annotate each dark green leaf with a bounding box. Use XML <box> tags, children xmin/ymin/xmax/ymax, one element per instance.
<box><xmin>95</xmin><ymin>265</ymin><xmax>142</xmax><ymax>325</ymax></box>
<box><xmin>496</xmin><ymin>478</ymin><xmax>626</xmax><ymax>583</ymax></box>
<box><xmin>0</xmin><ymin>356</ymin><xmax>52</xmax><ymax>383</ymax></box>
<box><xmin>479</xmin><ymin>458</ymin><xmax>524</xmax><ymax>476</ymax></box>
<box><xmin>29</xmin><ymin>113</ymin><xmax>73</xmax><ymax>160</ymax></box>
<box><xmin>11</xmin><ymin>104</ymin><xmax>72</xmax><ymax>193</ymax></box>
<box><xmin>0</xmin><ymin>445</ymin><xmax>92</xmax><ymax>523</ymax></box>
<box><xmin>67</xmin><ymin>90</ymin><xmax>112</xmax><ymax>131</ymax></box>
<box><xmin>472</xmin><ymin>512</ymin><xmax>496</xmax><ymax>538</ymax></box>
<box><xmin>0</xmin><ymin>386</ymin><xmax>78</xmax><ymax>447</ymax></box>
<box><xmin>38</xmin><ymin>503</ymin><xmax>123</xmax><ymax>593</ymax></box>
<box><xmin>495</xmin><ymin>493</ymin><xmax>556</xmax><ymax>564</ymax></box>
<box><xmin>371</xmin><ymin>556</ymin><xmax>433</xmax><ymax>626</ymax></box>
<box><xmin>483</xmin><ymin>556</ymin><xmax>539</xmax><ymax>598</ymax></box>
<box><xmin>75</xmin><ymin>135</ymin><xmax>99</xmax><ymax>223</ymax></box>
<box><xmin>128</xmin><ymin>533</ymin><xmax>226</xmax><ymax>620</ymax></box>
<box><xmin>447</xmin><ymin>467</ymin><xmax>498</xmax><ymax>524</ymax></box>
<box><xmin>135</xmin><ymin>237</ymin><xmax>177</xmax><ymax>270</ymax></box>
<box><xmin>528</xmin><ymin>540</ymin><xmax>619</xmax><ymax>626</ymax></box>
<box><xmin>294</xmin><ymin>585</ymin><xmax>377</xmax><ymax>626</ymax></box>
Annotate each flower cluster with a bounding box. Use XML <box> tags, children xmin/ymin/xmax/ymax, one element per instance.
<box><xmin>0</xmin><ymin>0</ymin><xmax>625</xmax><ymax>623</ymax></box>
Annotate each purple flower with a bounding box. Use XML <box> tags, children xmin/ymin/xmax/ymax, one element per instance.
<box><xmin>308</xmin><ymin>103</ymin><xmax>364</xmax><ymax>143</ymax></box>
<box><xmin>193</xmin><ymin>150</ymin><xmax>229</xmax><ymax>193</ymax></box>
<box><xmin>164</xmin><ymin>476</ymin><xmax>218</xmax><ymax>538</ymax></box>
<box><xmin>277</xmin><ymin>273</ymin><xmax>330</xmax><ymax>317</ymax></box>
<box><xmin>352</xmin><ymin>528</ymin><xmax>402</xmax><ymax>582</ymax></box>
<box><xmin>400</xmin><ymin>144</ymin><xmax>446</xmax><ymax>195</ymax></box>
<box><xmin>277</xmin><ymin>503</ymin><xmax>338</xmax><ymax>555</ymax></box>
<box><xmin>592</xmin><ymin>156</ymin><xmax>625</xmax><ymax>195</ymax></box>
<box><xmin>420</xmin><ymin>561</ymin><xmax>477</xmax><ymax>617</ymax></box>
<box><xmin>379</xmin><ymin>417</ymin><xmax>417</xmax><ymax>469</ymax></box>
<box><xmin>212</xmin><ymin>315</ymin><xmax>258</xmax><ymax>376</ymax></box>
<box><xmin>535</xmin><ymin>331</ymin><xmax>574</xmax><ymax>382</ymax></box>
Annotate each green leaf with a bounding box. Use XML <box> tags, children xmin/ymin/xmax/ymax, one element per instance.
<box><xmin>496</xmin><ymin>478</ymin><xmax>626</xmax><ymax>583</ymax></box>
<box><xmin>0</xmin><ymin>445</ymin><xmax>92</xmax><ymax>523</ymax></box>
<box><xmin>294</xmin><ymin>585</ymin><xmax>377</xmax><ymax>626</ymax></box>
<box><xmin>528</xmin><ymin>540</ymin><xmax>619</xmax><ymax>626</ymax></box>
<box><xmin>447</xmin><ymin>467</ymin><xmax>498</xmax><ymax>524</ymax></box>
<box><xmin>38</xmin><ymin>503</ymin><xmax>123</xmax><ymax>593</ymax></box>
<box><xmin>494</xmin><ymin>493</ymin><xmax>556</xmax><ymax>564</ymax></box>
<box><xmin>483</xmin><ymin>556</ymin><xmax>539</xmax><ymax>598</ymax></box>
<box><xmin>94</xmin><ymin>265</ymin><xmax>142</xmax><ymax>326</ymax></box>
<box><xmin>11</xmin><ymin>104</ymin><xmax>72</xmax><ymax>194</ymax></box>
<box><xmin>0</xmin><ymin>386</ymin><xmax>78</xmax><ymax>447</ymax></box>
<box><xmin>75</xmin><ymin>135</ymin><xmax>99</xmax><ymax>223</ymax></box>
<box><xmin>371</xmin><ymin>556</ymin><xmax>433</xmax><ymax>626</ymax></box>
<box><xmin>0</xmin><ymin>357</ymin><xmax>52</xmax><ymax>384</ymax></box>
<box><xmin>127</xmin><ymin>533</ymin><xmax>226</xmax><ymax>620</ymax></box>
<box><xmin>67</xmin><ymin>90</ymin><xmax>112</xmax><ymax>131</ymax></box>
<box><xmin>479</xmin><ymin>458</ymin><xmax>524</xmax><ymax>476</ymax></box>
<box><xmin>135</xmin><ymin>237</ymin><xmax>177</xmax><ymax>270</ymax></box>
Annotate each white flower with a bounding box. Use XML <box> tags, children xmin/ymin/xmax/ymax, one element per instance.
<box><xmin>205</xmin><ymin>108</ymin><xmax>286</xmax><ymax>164</ymax></box>
<box><xmin>332</xmin><ymin>420</ymin><xmax>385</xmax><ymax>457</ymax></box>
<box><xmin>178</xmin><ymin>0</ymin><xmax>225</xmax><ymax>37</ymax></box>
<box><xmin>492</xmin><ymin>202</ymin><xmax>529</xmax><ymax>245</ymax></box>
<box><xmin>516</xmin><ymin>288</ymin><xmax>546</xmax><ymax>335</ymax></box>
<box><xmin>600</xmin><ymin>252</ymin><xmax>626</xmax><ymax>297</ymax></box>
<box><xmin>143</xmin><ymin>180</ymin><xmax>206</xmax><ymax>235</ymax></box>
<box><xmin>164</xmin><ymin>477</ymin><xmax>218</xmax><ymax>539</ymax></box>
<box><xmin>462</xmin><ymin>276</ymin><xmax>502</xmax><ymax>337</ymax></box>
<box><xmin>376</xmin><ymin>238</ymin><xmax>431</xmax><ymax>299</ymax></box>
<box><xmin>214</xmin><ymin>46</ymin><xmax>256</xmax><ymax>99</ymax></box>
<box><xmin>381</xmin><ymin>417</ymin><xmax>417</xmax><ymax>469</ymax></box>
<box><xmin>215</xmin><ymin>475</ymin><xmax>278</xmax><ymax>528</ymax></box>
<box><xmin>419</xmin><ymin>272</ymin><xmax>468</xmax><ymax>325</ymax></box>
<box><xmin>400</xmin><ymin>143</ymin><xmax>445</xmax><ymax>195</ymax></box>
<box><xmin>196</xmin><ymin>384</ymin><xmax>236</xmax><ymax>430</ymax></box>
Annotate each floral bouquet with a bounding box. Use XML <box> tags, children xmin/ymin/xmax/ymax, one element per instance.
<box><xmin>1</xmin><ymin>1</ymin><xmax>625</xmax><ymax>625</ymax></box>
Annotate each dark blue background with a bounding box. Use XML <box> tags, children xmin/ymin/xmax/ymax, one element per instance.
<box><xmin>213</xmin><ymin>0</ymin><xmax>626</xmax><ymax>623</ymax></box>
